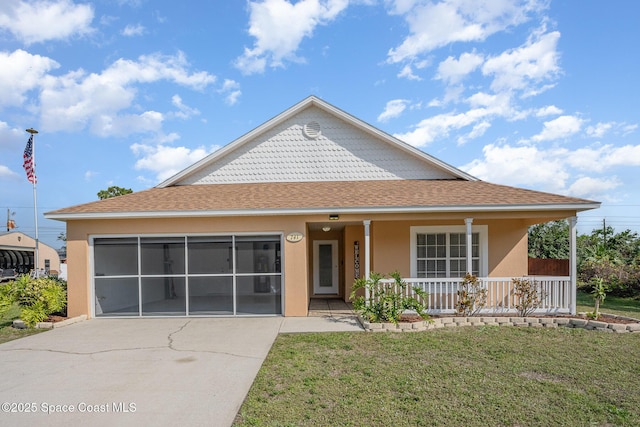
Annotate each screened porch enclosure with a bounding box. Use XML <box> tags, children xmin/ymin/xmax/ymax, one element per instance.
<box><xmin>93</xmin><ymin>235</ymin><xmax>282</xmax><ymax>317</ymax></box>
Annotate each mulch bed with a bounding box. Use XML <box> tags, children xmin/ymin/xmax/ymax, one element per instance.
<box><xmin>45</xmin><ymin>315</ymin><xmax>69</xmax><ymax>323</ymax></box>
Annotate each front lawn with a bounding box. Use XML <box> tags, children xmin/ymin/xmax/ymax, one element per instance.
<box><xmin>0</xmin><ymin>303</ymin><xmax>45</xmax><ymax>344</ymax></box>
<box><xmin>576</xmin><ymin>290</ymin><xmax>640</xmax><ymax>319</ymax></box>
<box><xmin>236</xmin><ymin>328</ymin><xmax>640</xmax><ymax>426</ymax></box>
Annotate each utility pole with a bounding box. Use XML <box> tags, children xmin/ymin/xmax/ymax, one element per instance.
<box><xmin>6</xmin><ymin>209</ymin><xmax>16</xmax><ymax>232</ymax></box>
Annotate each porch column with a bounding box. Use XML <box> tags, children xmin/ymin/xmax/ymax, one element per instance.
<box><xmin>465</xmin><ymin>218</ymin><xmax>473</xmax><ymax>275</ymax></box>
<box><xmin>569</xmin><ymin>216</ymin><xmax>578</xmax><ymax>315</ymax></box>
<box><xmin>363</xmin><ymin>220</ymin><xmax>371</xmax><ymax>302</ymax></box>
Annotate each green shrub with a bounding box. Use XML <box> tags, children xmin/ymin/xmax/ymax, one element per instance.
<box><xmin>455</xmin><ymin>274</ymin><xmax>487</xmax><ymax>316</ymax></box>
<box><xmin>20</xmin><ymin>302</ymin><xmax>48</xmax><ymax>326</ymax></box>
<box><xmin>350</xmin><ymin>271</ymin><xmax>430</xmax><ymax>324</ymax></box>
<box><xmin>0</xmin><ymin>275</ymin><xmax>67</xmax><ymax>327</ymax></box>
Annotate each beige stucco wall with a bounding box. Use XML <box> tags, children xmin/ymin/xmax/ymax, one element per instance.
<box><xmin>343</xmin><ymin>224</ymin><xmax>364</xmax><ymax>301</ymax></box>
<box><xmin>66</xmin><ymin>215</ymin><xmax>311</xmax><ymax>318</ymax></box>
<box><xmin>64</xmin><ymin>210</ymin><xmax>577</xmax><ymax>318</ymax></box>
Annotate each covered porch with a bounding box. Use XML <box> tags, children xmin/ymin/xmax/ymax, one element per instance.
<box><xmin>313</xmin><ymin>215</ymin><xmax>580</xmax><ymax>316</ymax></box>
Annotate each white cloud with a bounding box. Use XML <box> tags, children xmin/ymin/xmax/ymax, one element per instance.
<box><xmin>482</xmin><ymin>29</ymin><xmax>561</xmax><ymax>94</ymax></box>
<box><xmin>397</xmin><ymin>59</ymin><xmax>429</xmax><ymax>80</ymax></box>
<box><xmin>396</xmin><ymin>91</ymin><xmax>513</xmax><ymax>146</ymax></box>
<box><xmin>535</xmin><ymin>105</ymin><xmax>562</xmax><ymax>117</ymax></box>
<box><xmin>171</xmin><ymin>95</ymin><xmax>200</xmax><ymax>120</ymax></box>
<box><xmin>0</xmin><ymin>0</ymin><xmax>94</xmax><ymax>44</ymax></box>
<box><xmin>39</xmin><ymin>52</ymin><xmax>217</xmax><ymax>135</ymax></box>
<box><xmin>398</xmin><ymin>64</ymin><xmax>421</xmax><ymax>80</ymax></box>
<box><xmin>218</xmin><ymin>79</ymin><xmax>241</xmax><ymax>105</ymax></box>
<box><xmin>0</xmin><ymin>121</ymin><xmax>21</xmax><ymax>142</ymax></box>
<box><xmin>584</xmin><ymin>121</ymin><xmax>637</xmax><ymax>139</ymax></box>
<box><xmin>531</xmin><ymin>115</ymin><xmax>583</xmax><ymax>142</ymax></box>
<box><xmin>461</xmin><ymin>142</ymin><xmax>640</xmax><ymax>199</ymax></box>
<box><xmin>0</xmin><ymin>164</ymin><xmax>20</xmax><ymax>179</ymax></box>
<box><xmin>457</xmin><ymin>120</ymin><xmax>490</xmax><ymax>145</ymax></box>
<box><xmin>567</xmin><ymin>176</ymin><xmax>621</xmax><ymax>198</ymax></box>
<box><xmin>84</xmin><ymin>170</ymin><xmax>98</xmax><ymax>181</ymax></box>
<box><xmin>131</xmin><ymin>143</ymin><xmax>215</xmax><ymax>182</ymax></box>
<box><xmin>377</xmin><ymin>99</ymin><xmax>410</xmax><ymax>122</ymax></box>
<box><xmin>235</xmin><ymin>0</ymin><xmax>349</xmax><ymax>74</ymax></box>
<box><xmin>395</xmin><ymin>107</ymin><xmax>491</xmax><ymax>146</ymax></box>
<box><xmin>0</xmin><ymin>50</ymin><xmax>59</xmax><ymax>108</ymax></box>
<box><xmin>91</xmin><ymin>111</ymin><xmax>165</xmax><ymax>137</ymax></box>
<box><xmin>122</xmin><ymin>23</ymin><xmax>145</xmax><ymax>36</ymax></box>
<box><xmin>567</xmin><ymin>144</ymin><xmax>640</xmax><ymax>173</ymax></box>
<box><xmin>461</xmin><ymin>143</ymin><xmax>570</xmax><ymax>192</ymax></box>
<box><xmin>436</xmin><ymin>51</ymin><xmax>484</xmax><ymax>84</ymax></box>
<box><xmin>622</xmin><ymin>124</ymin><xmax>638</xmax><ymax>135</ymax></box>
<box><xmin>395</xmin><ymin>21</ymin><xmax>563</xmax><ymax>146</ymax></box>
<box><xmin>386</xmin><ymin>0</ymin><xmax>546</xmax><ymax>63</ymax></box>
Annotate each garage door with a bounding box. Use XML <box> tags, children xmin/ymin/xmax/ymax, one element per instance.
<box><xmin>92</xmin><ymin>235</ymin><xmax>282</xmax><ymax>317</ymax></box>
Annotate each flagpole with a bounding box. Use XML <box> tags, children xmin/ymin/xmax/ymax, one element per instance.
<box><xmin>26</xmin><ymin>128</ymin><xmax>39</xmax><ymax>277</ymax></box>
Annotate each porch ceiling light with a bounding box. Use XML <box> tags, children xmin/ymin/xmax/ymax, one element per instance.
<box><xmin>329</xmin><ymin>214</ymin><xmax>339</xmax><ymax>220</ymax></box>
<box><xmin>322</xmin><ymin>226</ymin><xmax>331</xmax><ymax>232</ymax></box>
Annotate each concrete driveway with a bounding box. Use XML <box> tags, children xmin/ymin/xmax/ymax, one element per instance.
<box><xmin>0</xmin><ymin>313</ymin><xmax>363</xmax><ymax>427</ymax></box>
<box><xmin>0</xmin><ymin>318</ymin><xmax>285</xmax><ymax>427</ymax></box>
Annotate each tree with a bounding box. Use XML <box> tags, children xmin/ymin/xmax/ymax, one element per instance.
<box><xmin>97</xmin><ymin>186</ymin><xmax>132</xmax><ymax>200</ymax></box>
<box><xmin>528</xmin><ymin>220</ymin><xmax>569</xmax><ymax>259</ymax></box>
<box><xmin>577</xmin><ymin>227</ymin><xmax>640</xmax><ymax>297</ymax></box>
<box><xmin>57</xmin><ymin>232</ymin><xmax>67</xmax><ymax>252</ymax></box>
<box><xmin>529</xmin><ymin>221</ymin><xmax>640</xmax><ymax>297</ymax></box>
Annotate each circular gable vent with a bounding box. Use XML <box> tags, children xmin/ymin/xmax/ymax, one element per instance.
<box><xmin>303</xmin><ymin>121</ymin><xmax>321</xmax><ymax>139</ymax></box>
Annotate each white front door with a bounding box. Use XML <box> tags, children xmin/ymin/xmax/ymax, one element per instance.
<box><xmin>313</xmin><ymin>240</ymin><xmax>339</xmax><ymax>295</ymax></box>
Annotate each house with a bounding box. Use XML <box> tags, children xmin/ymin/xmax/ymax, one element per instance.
<box><xmin>45</xmin><ymin>96</ymin><xmax>599</xmax><ymax>318</ymax></box>
<box><xmin>0</xmin><ymin>231</ymin><xmax>61</xmax><ymax>277</ymax></box>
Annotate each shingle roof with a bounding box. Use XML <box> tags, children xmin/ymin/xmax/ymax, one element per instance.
<box><xmin>45</xmin><ymin>180</ymin><xmax>599</xmax><ymax>219</ymax></box>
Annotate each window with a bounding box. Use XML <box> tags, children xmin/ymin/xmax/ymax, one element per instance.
<box><xmin>411</xmin><ymin>226</ymin><xmax>487</xmax><ymax>278</ymax></box>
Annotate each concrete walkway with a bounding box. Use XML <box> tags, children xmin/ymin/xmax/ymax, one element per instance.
<box><xmin>0</xmin><ymin>304</ymin><xmax>362</xmax><ymax>427</ymax></box>
<box><xmin>281</xmin><ymin>298</ymin><xmax>363</xmax><ymax>333</ymax></box>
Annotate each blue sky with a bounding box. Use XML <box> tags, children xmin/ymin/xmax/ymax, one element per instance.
<box><xmin>1</xmin><ymin>0</ymin><xmax>639</xmax><ymax>249</ymax></box>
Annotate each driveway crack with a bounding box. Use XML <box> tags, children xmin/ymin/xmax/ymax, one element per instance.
<box><xmin>167</xmin><ymin>319</ymin><xmax>192</xmax><ymax>350</ymax></box>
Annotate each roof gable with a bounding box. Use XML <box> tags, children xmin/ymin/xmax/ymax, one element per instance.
<box><xmin>159</xmin><ymin>96</ymin><xmax>475</xmax><ymax>187</ymax></box>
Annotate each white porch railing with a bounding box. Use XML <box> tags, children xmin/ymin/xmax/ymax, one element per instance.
<box><xmin>375</xmin><ymin>276</ymin><xmax>572</xmax><ymax>315</ymax></box>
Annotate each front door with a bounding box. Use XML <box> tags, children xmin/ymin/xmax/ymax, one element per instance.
<box><xmin>313</xmin><ymin>240</ymin><xmax>339</xmax><ymax>295</ymax></box>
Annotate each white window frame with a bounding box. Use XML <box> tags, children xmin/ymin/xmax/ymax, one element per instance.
<box><xmin>410</xmin><ymin>225</ymin><xmax>488</xmax><ymax>278</ymax></box>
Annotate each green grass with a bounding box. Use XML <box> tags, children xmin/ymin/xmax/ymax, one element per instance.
<box><xmin>235</xmin><ymin>328</ymin><xmax>640</xmax><ymax>426</ymax></box>
<box><xmin>0</xmin><ymin>303</ymin><xmax>45</xmax><ymax>344</ymax></box>
<box><xmin>576</xmin><ymin>290</ymin><xmax>640</xmax><ymax>319</ymax></box>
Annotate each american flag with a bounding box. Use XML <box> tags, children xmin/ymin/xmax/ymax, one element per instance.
<box><xmin>23</xmin><ymin>134</ymin><xmax>37</xmax><ymax>184</ymax></box>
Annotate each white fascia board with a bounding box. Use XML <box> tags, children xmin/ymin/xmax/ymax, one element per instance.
<box><xmin>44</xmin><ymin>202</ymin><xmax>601</xmax><ymax>221</ymax></box>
